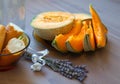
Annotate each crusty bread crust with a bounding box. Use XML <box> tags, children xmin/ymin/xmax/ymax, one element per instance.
<box><xmin>1</xmin><ymin>48</ymin><xmax>10</xmax><ymax>55</ymax></box>
<box><xmin>2</xmin><ymin>38</ymin><xmax>25</xmax><ymax>54</ymax></box>
<box><xmin>0</xmin><ymin>25</ymin><xmax>6</xmax><ymax>53</ymax></box>
<box><xmin>3</xmin><ymin>25</ymin><xmax>23</xmax><ymax>48</ymax></box>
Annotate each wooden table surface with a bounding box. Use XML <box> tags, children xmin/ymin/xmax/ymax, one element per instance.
<box><xmin>1</xmin><ymin>0</ymin><xmax>120</xmax><ymax>84</ymax></box>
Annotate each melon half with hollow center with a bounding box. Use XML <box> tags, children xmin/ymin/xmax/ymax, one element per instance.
<box><xmin>31</xmin><ymin>11</ymin><xmax>75</xmax><ymax>40</ymax></box>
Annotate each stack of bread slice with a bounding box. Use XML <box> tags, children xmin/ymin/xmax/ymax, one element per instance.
<box><xmin>0</xmin><ymin>23</ymin><xmax>25</xmax><ymax>55</ymax></box>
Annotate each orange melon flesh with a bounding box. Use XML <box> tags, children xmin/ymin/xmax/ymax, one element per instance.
<box><xmin>54</xmin><ymin>34</ymin><xmax>68</xmax><ymax>52</ymax></box>
<box><xmin>66</xmin><ymin>22</ymin><xmax>88</xmax><ymax>52</ymax></box>
<box><xmin>89</xmin><ymin>28</ymin><xmax>95</xmax><ymax>50</ymax></box>
<box><xmin>53</xmin><ymin>20</ymin><xmax>82</xmax><ymax>52</ymax></box>
<box><xmin>90</xmin><ymin>5</ymin><xmax>107</xmax><ymax>48</ymax></box>
<box><xmin>89</xmin><ymin>5</ymin><xmax>107</xmax><ymax>34</ymax></box>
<box><xmin>66</xmin><ymin>35</ymin><xmax>83</xmax><ymax>52</ymax></box>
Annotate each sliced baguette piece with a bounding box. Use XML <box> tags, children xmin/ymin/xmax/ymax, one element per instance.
<box><xmin>2</xmin><ymin>38</ymin><xmax>25</xmax><ymax>54</ymax></box>
<box><xmin>4</xmin><ymin>23</ymin><xmax>24</xmax><ymax>47</ymax></box>
<box><xmin>0</xmin><ymin>25</ymin><xmax>6</xmax><ymax>53</ymax></box>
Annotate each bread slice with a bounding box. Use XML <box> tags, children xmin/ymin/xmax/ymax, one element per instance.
<box><xmin>2</xmin><ymin>38</ymin><xmax>25</xmax><ymax>54</ymax></box>
<box><xmin>0</xmin><ymin>25</ymin><xmax>6</xmax><ymax>53</ymax></box>
<box><xmin>3</xmin><ymin>23</ymin><xmax>24</xmax><ymax>47</ymax></box>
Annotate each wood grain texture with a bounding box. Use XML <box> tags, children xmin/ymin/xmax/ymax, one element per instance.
<box><xmin>1</xmin><ymin>0</ymin><xmax>120</xmax><ymax>84</ymax></box>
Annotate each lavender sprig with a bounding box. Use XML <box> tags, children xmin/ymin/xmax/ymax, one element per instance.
<box><xmin>43</xmin><ymin>57</ymin><xmax>88</xmax><ymax>82</ymax></box>
<box><xmin>24</xmin><ymin>50</ymin><xmax>88</xmax><ymax>82</ymax></box>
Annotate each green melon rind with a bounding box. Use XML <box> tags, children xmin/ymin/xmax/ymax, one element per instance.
<box><xmin>84</xmin><ymin>34</ymin><xmax>95</xmax><ymax>51</ymax></box>
<box><xmin>51</xmin><ymin>40</ymin><xmax>59</xmax><ymax>51</ymax></box>
<box><xmin>51</xmin><ymin>40</ymin><xmax>67</xmax><ymax>53</ymax></box>
<box><xmin>83</xmin><ymin>34</ymin><xmax>88</xmax><ymax>51</ymax></box>
<box><xmin>66</xmin><ymin>41</ymin><xmax>75</xmax><ymax>52</ymax></box>
<box><xmin>66</xmin><ymin>41</ymin><xmax>82</xmax><ymax>53</ymax></box>
<box><xmin>83</xmin><ymin>34</ymin><xmax>90</xmax><ymax>51</ymax></box>
<box><xmin>87</xmin><ymin>35</ymin><xmax>93</xmax><ymax>51</ymax></box>
<box><xmin>30</xmin><ymin>15</ymin><xmax>38</xmax><ymax>28</ymax></box>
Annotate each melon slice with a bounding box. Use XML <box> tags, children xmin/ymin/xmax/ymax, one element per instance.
<box><xmin>90</xmin><ymin>5</ymin><xmax>107</xmax><ymax>48</ymax></box>
<box><xmin>83</xmin><ymin>21</ymin><xmax>95</xmax><ymax>51</ymax></box>
<box><xmin>66</xmin><ymin>21</ymin><xmax>88</xmax><ymax>52</ymax></box>
<box><xmin>52</xmin><ymin>20</ymin><xmax>82</xmax><ymax>52</ymax></box>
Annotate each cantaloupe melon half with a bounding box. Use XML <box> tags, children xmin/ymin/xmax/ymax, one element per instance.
<box><xmin>31</xmin><ymin>11</ymin><xmax>74</xmax><ymax>40</ymax></box>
